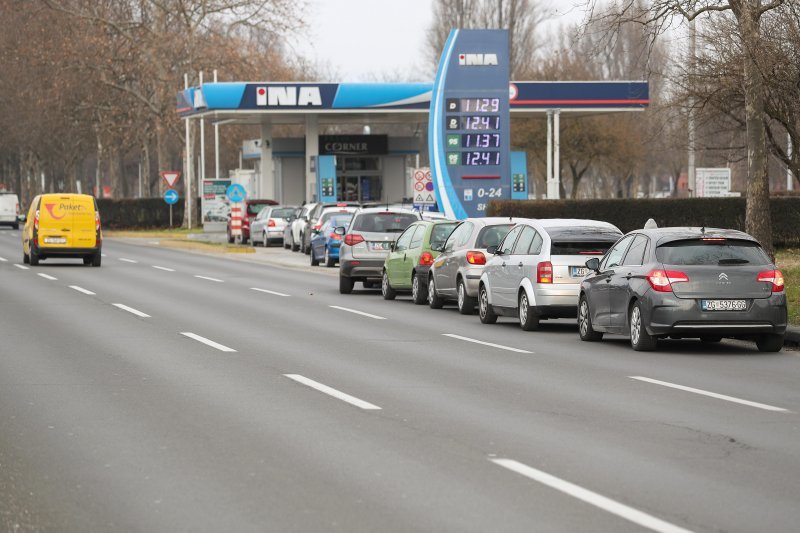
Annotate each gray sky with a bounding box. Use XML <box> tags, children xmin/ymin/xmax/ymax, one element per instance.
<box><xmin>294</xmin><ymin>0</ymin><xmax>587</xmax><ymax>82</ymax></box>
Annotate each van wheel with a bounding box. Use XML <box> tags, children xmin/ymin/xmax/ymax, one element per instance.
<box><xmin>519</xmin><ymin>292</ymin><xmax>540</xmax><ymax>331</ymax></box>
<box><xmin>339</xmin><ymin>275</ymin><xmax>354</xmax><ymax>294</ymax></box>
<box><xmin>457</xmin><ymin>279</ymin><xmax>476</xmax><ymax>315</ymax></box>
<box><xmin>30</xmin><ymin>249</ymin><xmax>39</xmax><ymax>266</ymax></box>
<box><xmin>23</xmin><ymin>251</ymin><xmax>29</xmax><ymax>264</ymax></box>
<box><xmin>630</xmin><ymin>301</ymin><xmax>657</xmax><ymax>351</ymax></box>
<box><xmin>91</xmin><ymin>252</ymin><xmax>101</xmax><ymax>267</ymax></box>
<box><xmin>12</xmin><ymin>223</ymin><xmax>19</xmax><ymax>230</ymax></box>
<box><xmin>756</xmin><ymin>334</ymin><xmax>784</xmax><ymax>352</ymax></box>
<box><xmin>83</xmin><ymin>256</ymin><xmax>92</xmax><ymax>265</ymax></box>
<box><xmin>412</xmin><ymin>272</ymin><xmax>428</xmax><ymax>305</ymax></box>
<box><xmin>478</xmin><ymin>284</ymin><xmax>498</xmax><ymax>324</ymax></box>
<box><xmin>578</xmin><ymin>295</ymin><xmax>603</xmax><ymax>341</ymax></box>
<box><xmin>381</xmin><ymin>270</ymin><xmax>396</xmax><ymax>300</ymax></box>
<box><xmin>428</xmin><ymin>276</ymin><xmax>444</xmax><ymax>309</ymax></box>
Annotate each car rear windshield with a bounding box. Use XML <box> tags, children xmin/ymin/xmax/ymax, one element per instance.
<box><xmin>247</xmin><ymin>203</ymin><xmax>268</xmax><ymax>215</ymax></box>
<box><xmin>656</xmin><ymin>238</ymin><xmax>770</xmax><ymax>265</ymax></box>
<box><xmin>430</xmin><ymin>223</ymin><xmax>458</xmax><ymax>246</ymax></box>
<box><xmin>351</xmin><ymin>212</ymin><xmax>418</xmax><ymax>233</ymax></box>
<box><xmin>550</xmin><ymin>241</ymin><xmax>615</xmax><ymax>255</ymax></box>
<box><xmin>327</xmin><ymin>214</ymin><xmax>353</xmax><ymax>228</ymax></box>
<box><xmin>476</xmin><ymin>224</ymin><xmax>514</xmax><ymax>249</ymax></box>
<box><xmin>270</xmin><ymin>208</ymin><xmax>295</xmax><ymax>219</ymax></box>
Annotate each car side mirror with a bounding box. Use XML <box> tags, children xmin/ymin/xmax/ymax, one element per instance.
<box><xmin>585</xmin><ymin>257</ymin><xmax>600</xmax><ymax>272</ymax></box>
<box><xmin>487</xmin><ymin>245</ymin><xmax>499</xmax><ymax>255</ymax></box>
<box><xmin>390</xmin><ymin>241</ymin><xmax>397</xmax><ymax>251</ymax></box>
<box><xmin>430</xmin><ymin>242</ymin><xmax>444</xmax><ymax>252</ymax></box>
<box><xmin>334</xmin><ymin>226</ymin><xmax>346</xmax><ymax>235</ymax></box>
<box><xmin>17</xmin><ymin>214</ymin><xmax>26</xmax><ymax>222</ymax></box>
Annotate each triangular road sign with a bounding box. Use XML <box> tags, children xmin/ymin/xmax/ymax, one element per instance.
<box><xmin>160</xmin><ymin>171</ymin><xmax>181</xmax><ymax>188</ymax></box>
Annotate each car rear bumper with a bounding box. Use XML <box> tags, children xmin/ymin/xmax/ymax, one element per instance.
<box><xmin>340</xmin><ymin>258</ymin><xmax>384</xmax><ymax>280</ymax></box>
<box><xmin>36</xmin><ymin>246</ymin><xmax>100</xmax><ymax>258</ymax></box>
<box><xmin>533</xmin><ymin>284</ymin><xmax>580</xmax><ymax>308</ymax></box>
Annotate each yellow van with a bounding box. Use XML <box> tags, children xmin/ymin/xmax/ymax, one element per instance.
<box><xmin>22</xmin><ymin>194</ymin><xmax>102</xmax><ymax>266</ymax></box>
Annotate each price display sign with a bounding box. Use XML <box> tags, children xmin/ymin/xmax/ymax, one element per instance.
<box><xmin>429</xmin><ymin>29</ymin><xmax>511</xmax><ymax>218</ymax></box>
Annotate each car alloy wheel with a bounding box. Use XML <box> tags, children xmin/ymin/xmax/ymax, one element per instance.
<box><xmin>518</xmin><ymin>292</ymin><xmax>540</xmax><ymax>331</ymax></box>
<box><xmin>578</xmin><ymin>297</ymin><xmax>603</xmax><ymax>342</ymax></box>
<box><xmin>412</xmin><ymin>275</ymin><xmax>419</xmax><ymax>300</ymax></box>
<box><xmin>630</xmin><ymin>301</ymin><xmax>657</xmax><ymax>351</ymax></box>
<box><xmin>630</xmin><ymin>306</ymin><xmax>641</xmax><ymax>345</ymax></box>
<box><xmin>263</xmin><ymin>232</ymin><xmax>269</xmax><ymax>247</ymax></box>
<box><xmin>382</xmin><ymin>270</ymin><xmax>396</xmax><ymax>300</ymax></box>
<box><xmin>478</xmin><ymin>285</ymin><xmax>497</xmax><ymax>324</ymax></box>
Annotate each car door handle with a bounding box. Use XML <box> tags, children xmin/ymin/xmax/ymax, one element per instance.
<box><xmin>517</xmin><ymin>262</ymin><xmax>523</xmax><ymax>267</ymax></box>
<box><xmin>625</xmin><ymin>273</ymin><xmax>633</xmax><ymax>280</ymax></box>
<box><xmin>501</xmin><ymin>262</ymin><xmax>506</xmax><ymax>267</ymax></box>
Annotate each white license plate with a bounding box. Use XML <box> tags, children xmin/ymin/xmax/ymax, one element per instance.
<box><xmin>44</xmin><ymin>237</ymin><xmax>67</xmax><ymax>244</ymax></box>
<box><xmin>701</xmin><ymin>299</ymin><xmax>747</xmax><ymax>311</ymax></box>
<box><xmin>570</xmin><ymin>266</ymin><xmax>588</xmax><ymax>277</ymax></box>
<box><xmin>369</xmin><ymin>241</ymin><xmax>391</xmax><ymax>251</ymax></box>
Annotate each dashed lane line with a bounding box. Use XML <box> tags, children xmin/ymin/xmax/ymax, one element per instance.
<box><xmin>251</xmin><ymin>287</ymin><xmax>290</xmax><ymax>297</ymax></box>
<box><xmin>284</xmin><ymin>374</ymin><xmax>382</xmax><ymax>410</ymax></box>
<box><xmin>14</xmin><ymin>264</ymin><xmax>29</xmax><ymax>270</ymax></box>
<box><xmin>69</xmin><ymin>285</ymin><xmax>95</xmax><ymax>295</ymax></box>
<box><xmin>491</xmin><ymin>458</ymin><xmax>694</xmax><ymax>533</ymax></box>
<box><xmin>194</xmin><ymin>275</ymin><xmax>224</xmax><ymax>283</ymax></box>
<box><xmin>329</xmin><ymin>305</ymin><xmax>386</xmax><ymax>320</ymax></box>
<box><xmin>152</xmin><ymin>265</ymin><xmax>175</xmax><ymax>272</ymax></box>
<box><xmin>442</xmin><ymin>333</ymin><xmax>533</xmax><ymax>354</ymax></box>
<box><xmin>112</xmin><ymin>303</ymin><xmax>151</xmax><ymax>318</ymax></box>
<box><xmin>180</xmin><ymin>332</ymin><xmax>236</xmax><ymax>352</ymax></box>
<box><xmin>119</xmin><ymin>258</ymin><xmax>138</xmax><ymax>263</ymax></box>
<box><xmin>37</xmin><ymin>273</ymin><xmax>57</xmax><ymax>280</ymax></box>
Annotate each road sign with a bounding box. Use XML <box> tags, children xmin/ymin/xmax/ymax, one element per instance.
<box><xmin>226</xmin><ymin>183</ymin><xmax>247</xmax><ymax>203</ymax></box>
<box><xmin>695</xmin><ymin>168</ymin><xmax>732</xmax><ymax>197</ymax></box>
<box><xmin>411</xmin><ymin>168</ymin><xmax>436</xmax><ymax>205</ymax></box>
<box><xmin>163</xmin><ymin>189</ymin><xmax>179</xmax><ymax>205</ymax></box>
<box><xmin>160</xmin><ymin>171</ymin><xmax>181</xmax><ymax>188</ymax></box>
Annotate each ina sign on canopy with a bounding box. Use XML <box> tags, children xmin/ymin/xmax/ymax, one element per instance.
<box><xmin>429</xmin><ymin>29</ymin><xmax>511</xmax><ymax>219</ymax></box>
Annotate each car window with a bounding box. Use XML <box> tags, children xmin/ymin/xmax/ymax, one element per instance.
<box><xmin>256</xmin><ymin>209</ymin><xmax>268</xmax><ymax>220</ymax></box>
<box><xmin>409</xmin><ymin>224</ymin><xmax>427</xmax><ymax>249</ymax></box>
<box><xmin>550</xmin><ymin>241</ymin><xmax>615</xmax><ymax>255</ymax></box>
<box><xmin>328</xmin><ymin>215</ymin><xmax>352</xmax><ymax>228</ymax></box>
<box><xmin>455</xmin><ymin>222</ymin><xmax>473</xmax><ymax>247</ymax></box>
<box><xmin>395</xmin><ymin>225</ymin><xmax>416</xmax><ymax>251</ymax></box>
<box><xmin>247</xmin><ymin>203</ymin><xmax>268</xmax><ymax>215</ymax></box>
<box><xmin>430</xmin><ymin>223</ymin><xmax>458</xmax><ymax>249</ymax></box>
<box><xmin>271</xmin><ymin>208</ymin><xmax>295</xmax><ymax>219</ymax></box>
<box><xmin>476</xmin><ymin>224</ymin><xmax>513</xmax><ymax>249</ymax></box>
<box><xmin>351</xmin><ymin>212</ymin><xmax>418</xmax><ymax>233</ymax></box>
<box><xmin>444</xmin><ymin>223</ymin><xmax>468</xmax><ymax>252</ymax></box>
<box><xmin>602</xmin><ymin>235</ymin><xmax>634</xmax><ymax>270</ymax></box>
<box><xmin>499</xmin><ymin>226</ymin><xmax>523</xmax><ymax>255</ymax></box>
<box><xmin>656</xmin><ymin>238</ymin><xmax>770</xmax><ymax>266</ymax></box>
<box><xmin>512</xmin><ymin>226</ymin><xmax>536</xmax><ymax>255</ymax></box>
<box><xmin>528</xmin><ymin>231</ymin><xmax>543</xmax><ymax>255</ymax></box>
<box><xmin>622</xmin><ymin>234</ymin><xmax>649</xmax><ymax>266</ymax></box>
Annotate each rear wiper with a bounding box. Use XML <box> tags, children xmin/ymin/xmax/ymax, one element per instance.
<box><xmin>718</xmin><ymin>258</ymin><xmax>749</xmax><ymax>265</ymax></box>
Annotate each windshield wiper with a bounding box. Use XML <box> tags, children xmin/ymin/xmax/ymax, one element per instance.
<box><xmin>718</xmin><ymin>258</ymin><xmax>749</xmax><ymax>265</ymax></box>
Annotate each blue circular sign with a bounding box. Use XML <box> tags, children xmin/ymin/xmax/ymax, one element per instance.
<box><xmin>163</xmin><ymin>189</ymin><xmax>179</xmax><ymax>205</ymax></box>
<box><xmin>226</xmin><ymin>183</ymin><xmax>247</xmax><ymax>203</ymax></box>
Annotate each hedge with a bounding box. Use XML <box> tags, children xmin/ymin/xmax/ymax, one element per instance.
<box><xmin>486</xmin><ymin>197</ymin><xmax>800</xmax><ymax>248</ymax></box>
<box><xmin>97</xmin><ymin>198</ymin><xmax>201</xmax><ymax>229</ymax></box>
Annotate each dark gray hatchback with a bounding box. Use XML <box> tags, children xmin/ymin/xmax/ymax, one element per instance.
<box><xmin>578</xmin><ymin>227</ymin><xmax>787</xmax><ymax>352</ymax></box>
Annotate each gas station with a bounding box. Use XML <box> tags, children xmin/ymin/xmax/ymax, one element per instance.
<box><xmin>177</xmin><ymin>29</ymin><xmax>648</xmax><ymax>220</ymax></box>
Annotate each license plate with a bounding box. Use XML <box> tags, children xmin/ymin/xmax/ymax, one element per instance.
<box><xmin>701</xmin><ymin>299</ymin><xmax>747</xmax><ymax>311</ymax></box>
<box><xmin>570</xmin><ymin>266</ymin><xmax>588</xmax><ymax>277</ymax></box>
<box><xmin>44</xmin><ymin>237</ymin><xmax>66</xmax><ymax>244</ymax></box>
<box><xmin>369</xmin><ymin>241</ymin><xmax>391</xmax><ymax>251</ymax></box>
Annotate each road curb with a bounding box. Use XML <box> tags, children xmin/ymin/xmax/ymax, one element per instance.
<box><xmin>786</xmin><ymin>326</ymin><xmax>800</xmax><ymax>348</ymax></box>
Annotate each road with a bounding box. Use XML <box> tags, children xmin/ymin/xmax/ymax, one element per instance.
<box><xmin>1</xmin><ymin>227</ymin><xmax>799</xmax><ymax>532</ymax></box>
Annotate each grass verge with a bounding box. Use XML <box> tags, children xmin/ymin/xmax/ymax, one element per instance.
<box><xmin>104</xmin><ymin>228</ymin><xmax>204</xmax><ymax>239</ymax></box>
<box><xmin>776</xmin><ymin>248</ymin><xmax>800</xmax><ymax>326</ymax></box>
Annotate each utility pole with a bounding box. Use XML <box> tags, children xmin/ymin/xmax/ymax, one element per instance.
<box><xmin>214</xmin><ymin>69</ymin><xmax>220</xmax><ymax>180</ymax></box>
<box><xmin>184</xmin><ymin>73</ymin><xmax>192</xmax><ymax>230</ymax></box>
<box><xmin>687</xmin><ymin>18</ymin><xmax>697</xmax><ymax>197</ymax></box>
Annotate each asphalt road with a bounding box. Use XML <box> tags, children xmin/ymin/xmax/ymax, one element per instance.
<box><xmin>1</xmin><ymin>227</ymin><xmax>799</xmax><ymax>533</ymax></box>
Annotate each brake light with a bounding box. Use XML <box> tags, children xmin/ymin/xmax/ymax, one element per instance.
<box><xmin>466</xmin><ymin>251</ymin><xmax>486</xmax><ymax>265</ymax></box>
<box><xmin>419</xmin><ymin>251</ymin><xmax>434</xmax><ymax>266</ymax></box>
<box><xmin>537</xmin><ymin>261</ymin><xmax>553</xmax><ymax>283</ymax></box>
<box><xmin>95</xmin><ymin>211</ymin><xmax>101</xmax><ymax>232</ymax></box>
<box><xmin>757</xmin><ymin>269</ymin><xmax>784</xmax><ymax>292</ymax></box>
<box><xmin>313</xmin><ymin>223</ymin><xmax>321</xmax><ymax>230</ymax></box>
<box><xmin>15</xmin><ymin>202</ymin><xmax>19</xmax><ymax>215</ymax></box>
<box><xmin>330</xmin><ymin>232</ymin><xmax>342</xmax><ymax>241</ymax></box>
<box><xmin>268</xmin><ymin>219</ymin><xmax>276</xmax><ymax>227</ymax></box>
<box><xmin>34</xmin><ymin>209</ymin><xmax>39</xmax><ymax>231</ymax></box>
<box><xmin>647</xmin><ymin>269</ymin><xmax>689</xmax><ymax>292</ymax></box>
<box><xmin>344</xmin><ymin>233</ymin><xmax>364</xmax><ymax>246</ymax></box>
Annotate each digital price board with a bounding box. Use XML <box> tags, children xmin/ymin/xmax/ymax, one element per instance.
<box><xmin>429</xmin><ymin>29</ymin><xmax>510</xmax><ymax>218</ymax></box>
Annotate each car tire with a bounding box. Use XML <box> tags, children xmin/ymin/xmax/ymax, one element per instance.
<box><xmin>292</xmin><ymin>238</ymin><xmax>299</xmax><ymax>252</ymax></box>
<box><xmin>412</xmin><ymin>272</ymin><xmax>428</xmax><ymax>305</ymax></box>
<box><xmin>325</xmin><ymin>247</ymin><xmax>336</xmax><ymax>267</ymax></box>
<box><xmin>428</xmin><ymin>276</ymin><xmax>444</xmax><ymax>309</ymax></box>
<box><xmin>630</xmin><ymin>301</ymin><xmax>657</xmax><ymax>351</ymax></box>
<box><xmin>339</xmin><ymin>275</ymin><xmax>354</xmax><ymax>294</ymax></box>
<box><xmin>518</xmin><ymin>292</ymin><xmax>540</xmax><ymax>331</ymax></box>
<box><xmin>12</xmin><ymin>223</ymin><xmax>19</xmax><ymax>230</ymax></box>
<box><xmin>263</xmin><ymin>232</ymin><xmax>270</xmax><ymax>247</ymax></box>
<box><xmin>478</xmin><ymin>284</ymin><xmax>498</xmax><ymax>324</ymax></box>
<box><xmin>23</xmin><ymin>251</ymin><xmax>29</xmax><ymax>264</ymax></box>
<box><xmin>91</xmin><ymin>252</ymin><xmax>101</xmax><ymax>267</ymax></box>
<box><xmin>83</xmin><ymin>256</ymin><xmax>92</xmax><ymax>265</ymax></box>
<box><xmin>310</xmin><ymin>246</ymin><xmax>320</xmax><ymax>266</ymax></box>
<box><xmin>30</xmin><ymin>248</ymin><xmax>39</xmax><ymax>266</ymax></box>
<box><xmin>381</xmin><ymin>270</ymin><xmax>396</xmax><ymax>300</ymax></box>
<box><xmin>756</xmin><ymin>334</ymin><xmax>784</xmax><ymax>352</ymax></box>
<box><xmin>578</xmin><ymin>295</ymin><xmax>603</xmax><ymax>342</ymax></box>
<box><xmin>457</xmin><ymin>279</ymin><xmax>476</xmax><ymax>315</ymax></box>
<box><xmin>227</xmin><ymin>232</ymin><xmax>234</xmax><ymax>244</ymax></box>
<box><xmin>283</xmin><ymin>239</ymin><xmax>290</xmax><ymax>249</ymax></box>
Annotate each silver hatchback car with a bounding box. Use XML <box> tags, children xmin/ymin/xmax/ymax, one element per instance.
<box><xmin>338</xmin><ymin>207</ymin><xmax>421</xmax><ymax>294</ymax></box>
<box><xmin>478</xmin><ymin>218</ymin><xmax>622</xmax><ymax>330</ymax></box>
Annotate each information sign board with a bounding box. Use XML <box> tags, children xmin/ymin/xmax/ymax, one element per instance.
<box><xmin>696</xmin><ymin>168</ymin><xmax>732</xmax><ymax>197</ymax></box>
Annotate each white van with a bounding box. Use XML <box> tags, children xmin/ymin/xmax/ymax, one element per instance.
<box><xmin>0</xmin><ymin>192</ymin><xmax>20</xmax><ymax>229</ymax></box>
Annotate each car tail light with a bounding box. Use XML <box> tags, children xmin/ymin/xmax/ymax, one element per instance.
<box><xmin>15</xmin><ymin>202</ymin><xmax>19</xmax><ymax>215</ymax></box>
<box><xmin>95</xmin><ymin>211</ymin><xmax>101</xmax><ymax>232</ymax></box>
<box><xmin>34</xmin><ymin>209</ymin><xmax>39</xmax><ymax>231</ymax></box>
<box><xmin>330</xmin><ymin>232</ymin><xmax>342</xmax><ymax>241</ymax></box>
<box><xmin>344</xmin><ymin>233</ymin><xmax>364</xmax><ymax>246</ymax></box>
<box><xmin>647</xmin><ymin>269</ymin><xmax>689</xmax><ymax>292</ymax></box>
<box><xmin>537</xmin><ymin>261</ymin><xmax>553</xmax><ymax>284</ymax></box>
<box><xmin>757</xmin><ymin>269</ymin><xmax>785</xmax><ymax>292</ymax></box>
<box><xmin>466</xmin><ymin>251</ymin><xmax>486</xmax><ymax>265</ymax></box>
<box><xmin>268</xmin><ymin>219</ymin><xmax>276</xmax><ymax>227</ymax></box>
<box><xmin>419</xmin><ymin>252</ymin><xmax>434</xmax><ymax>266</ymax></box>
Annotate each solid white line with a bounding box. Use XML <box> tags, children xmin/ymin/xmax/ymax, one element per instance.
<box><xmin>112</xmin><ymin>303</ymin><xmax>151</xmax><ymax>318</ymax></box>
<box><xmin>442</xmin><ymin>333</ymin><xmax>532</xmax><ymax>354</ymax></box>
<box><xmin>14</xmin><ymin>264</ymin><xmax>29</xmax><ymax>270</ymax></box>
<box><xmin>37</xmin><ymin>273</ymin><xmax>57</xmax><ymax>280</ymax></box>
<box><xmin>152</xmin><ymin>265</ymin><xmax>175</xmax><ymax>272</ymax></box>
<box><xmin>629</xmin><ymin>376</ymin><xmax>790</xmax><ymax>413</ymax></box>
<box><xmin>69</xmin><ymin>285</ymin><xmax>95</xmax><ymax>295</ymax></box>
<box><xmin>180</xmin><ymin>332</ymin><xmax>236</xmax><ymax>352</ymax></box>
<box><xmin>329</xmin><ymin>305</ymin><xmax>386</xmax><ymax>320</ymax></box>
<box><xmin>251</xmin><ymin>287</ymin><xmax>290</xmax><ymax>297</ymax></box>
<box><xmin>491</xmin><ymin>459</ymin><xmax>694</xmax><ymax>533</ymax></box>
<box><xmin>284</xmin><ymin>374</ymin><xmax>381</xmax><ymax>410</ymax></box>
<box><xmin>194</xmin><ymin>275</ymin><xmax>224</xmax><ymax>283</ymax></box>
<box><xmin>119</xmin><ymin>258</ymin><xmax>137</xmax><ymax>263</ymax></box>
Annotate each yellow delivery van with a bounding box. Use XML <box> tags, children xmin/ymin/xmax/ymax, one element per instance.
<box><xmin>22</xmin><ymin>194</ymin><xmax>102</xmax><ymax>266</ymax></box>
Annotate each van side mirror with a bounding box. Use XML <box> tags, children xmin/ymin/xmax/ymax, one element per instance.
<box><xmin>585</xmin><ymin>257</ymin><xmax>600</xmax><ymax>272</ymax></box>
<box><xmin>17</xmin><ymin>214</ymin><xmax>26</xmax><ymax>222</ymax></box>
<box><xmin>334</xmin><ymin>226</ymin><xmax>346</xmax><ymax>236</ymax></box>
<box><xmin>487</xmin><ymin>245</ymin><xmax>499</xmax><ymax>255</ymax></box>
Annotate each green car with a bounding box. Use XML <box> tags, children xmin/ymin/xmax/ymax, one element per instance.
<box><xmin>382</xmin><ymin>219</ymin><xmax>458</xmax><ymax>304</ymax></box>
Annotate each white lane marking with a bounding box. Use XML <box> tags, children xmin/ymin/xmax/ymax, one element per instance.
<box><xmin>329</xmin><ymin>305</ymin><xmax>386</xmax><ymax>320</ymax></box>
<box><xmin>69</xmin><ymin>285</ymin><xmax>95</xmax><ymax>295</ymax></box>
<box><xmin>119</xmin><ymin>258</ymin><xmax>137</xmax><ymax>263</ymax></box>
<box><xmin>37</xmin><ymin>273</ymin><xmax>57</xmax><ymax>280</ymax></box>
<box><xmin>194</xmin><ymin>275</ymin><xmax>224</xmax><ymax>283</ymax></box>
<box><xmin>491</xmin><ymin>458</ymin><xmax>694</xmax><ymax>533</ymax></box>
<box><xmin>629</xmin><ymin>376</ymin><xmax>790</xmax><ymax>413</ymax></box>
<box><xmin>152</xmin><ymin>265</ymin><xmax>175</xmax><ymax>272</ymax></box>
<box><xmin>284</xmin><ymin>374</ymin><xmax>381</xmax><ymax>410</ymax></box>
<box><xmin>251</xmin><ymin>287</ymin><xmax>290</xmax><ymax>297</ymax></box>
<box><xmin>442</xmin><ymin>333</ymin><xmax>532</xmax><ymax>354</ymax></box>
<box><xmin>0</xmin><ymin>256</ymin><xmax>6</xmax><ymax>261</ymax></box>
<box><xmin>14</xmin><ymin>264</ymin><xmax>29</xmax><ymax>270</ymax></box>
<box><xmin>112</xmin><ymin>303</ymin><xmax>151</xmax><ymax>318</ymax></box>
<box><xmin>180</xmin><ymin>332</ymin><xmax>236</xmax><ymax>352</ymax></box>
<box><xmin>101</xmin><ymin>253</ymin><xmax>107</xmax><ymax>257</ymax></box>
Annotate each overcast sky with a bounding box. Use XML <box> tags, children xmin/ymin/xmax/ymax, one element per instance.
<box><xmin>292</xmin><ymin>0</ymin><xmax>587</xmax><ymax>82</ymax></box>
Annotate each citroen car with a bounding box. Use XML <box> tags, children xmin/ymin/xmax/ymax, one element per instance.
<box><xmin>578</xmin><ymin>227</ymin><xmax>787</xmax><ymax>352</ymax></box>
<box><xmin>250</xmin><ymin>205</ymin><xmax>296</xmax><ymax>247</ymax></box>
